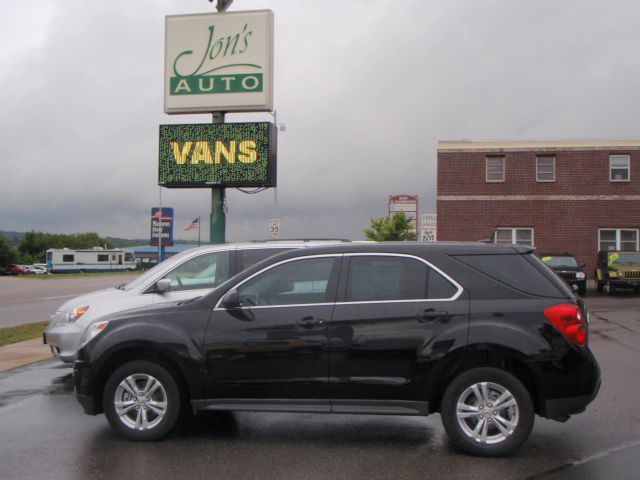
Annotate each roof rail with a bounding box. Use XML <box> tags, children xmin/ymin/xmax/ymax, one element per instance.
<box><xmin>247</xmin><ymin>238</ymin><xmax>352</xmax><ymax>243</ymax></box>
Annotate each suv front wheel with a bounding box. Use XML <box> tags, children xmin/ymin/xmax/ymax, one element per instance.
<box><xmin>103</xmin><ymin>360</ymin><xmax>182</xmax><ymax>441</ymax></box>
<box><xmin>441</xmin><ymin>367</ymin><xmax>534</xmax><ymax>457</ymax></box>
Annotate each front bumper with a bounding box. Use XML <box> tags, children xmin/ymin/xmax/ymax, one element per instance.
<box><xmin>608</xmin><ymin>278</ymin><xmax>640</xmax><ymax>288</ymax></box>
<box><xmin>44</xmin><ymin>322</ymin><xmax>84</xmax><ymax>363</ymax></box>
<box><xmin>73</xmin><ymin>360</ymin><xmax>101</xmax><ymax>415</ymax></box>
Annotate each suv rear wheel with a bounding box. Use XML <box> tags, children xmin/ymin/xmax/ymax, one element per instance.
<box><xmin>103</xmin><ymin>360</ymin><xmax>181</xmax><ymax>441</ymax></box>
<box><xmin>441</xmin><ymin>367</ymin><xmax>534</xmax><ymax>457</ymax></box>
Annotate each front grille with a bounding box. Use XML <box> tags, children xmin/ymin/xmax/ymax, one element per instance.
<box><xmin>621</xmin><ymin>270</ymin><xmax>640</xmax><ymax>280</ymax></box>
<box><xmin>558</xmin><ymin>271</ymin><xmax>577</xmax><ymax>281</ymax></box>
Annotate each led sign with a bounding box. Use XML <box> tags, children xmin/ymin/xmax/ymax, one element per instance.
<box><xmin>158</xmin><ymin>122</ymin><xmax>277</xmax><ymax>188</ymax></box>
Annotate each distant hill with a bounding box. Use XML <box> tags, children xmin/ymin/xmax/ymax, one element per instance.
<box><xmin>0</xmin><ymin>231</ymin><xmax>23</xmax><ymax>245</ymax></box>
<box><xmin>0</xmin><ymin>231</ymin><xmax>201</xmax><ymax>248</ymax></box>
<box><xmin>106</xmin><ymin>237</ymin><xmax>200</xmax><ymax>248</ymax></box>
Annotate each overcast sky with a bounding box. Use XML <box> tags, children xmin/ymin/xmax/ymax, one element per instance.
<box><xmin>1</xmin><ymin>0</ymin><xmax>639</xmax><ymax>242</ymax></box>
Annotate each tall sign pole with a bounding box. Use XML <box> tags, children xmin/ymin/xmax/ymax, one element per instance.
<box><xmin>210</xmin><ymin>0</ymin><xmax>229</xmax><ymax>244</ymax></box>
<box><xmin>163</xmin><ymin>4</ymin><xmax>274</xmax><ymax>245</ymax></box>
<box><xmin>211</xmin><ymin>111</ymin><xmax>226</xmax><ymax>244</ymax></box>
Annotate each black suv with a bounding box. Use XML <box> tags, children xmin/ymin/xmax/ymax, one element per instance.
<box><xmin>74</xmin><ymin>242</ymin><xmax>600</xmax><ymax>457</ymax></box>
<box><xmin>539</xmin><ymin>253</ymin><xmax>587</xmax><ymax>296</ymax></box>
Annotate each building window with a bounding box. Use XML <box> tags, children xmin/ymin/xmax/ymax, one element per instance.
<box><xmin>610</xmin><ymin>155</ymin><xmax>630</xmax><ymax>182</ymax></box>
<box><xmin>536</xmin><ymin>156</ymin><xmax>555</xmax><ymax>182</ymax></box>
<box><xmin>598</xmin><ymin>229</ymin><xmax>638</xmax><ymax>251</ymax></box>
<box><xmin>495</xmin><ymin>228</ymin><xmax>534</xmax><ymax>246</ymax></box>
<box><xmin>486</xmin><ymin>156</ymin><xmax>505</xmax><ymax>182</ymax></box>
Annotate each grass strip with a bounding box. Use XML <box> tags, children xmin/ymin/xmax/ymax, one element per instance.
<box><xmin>0</xmin><ymin>321</ymin><xmax>50</xmax><ymax>347</ymax></box>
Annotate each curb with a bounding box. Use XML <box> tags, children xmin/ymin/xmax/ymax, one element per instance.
<box><xmin>0</xmin><ymin>337</ymin><xmax>53</xmax><ymax>373</ymax></box>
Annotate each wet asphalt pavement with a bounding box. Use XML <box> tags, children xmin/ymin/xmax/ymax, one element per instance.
<box><xmin>1</xmin><ymin>293</ymin><xmax>640</xmax><ymax>480</ymax></box>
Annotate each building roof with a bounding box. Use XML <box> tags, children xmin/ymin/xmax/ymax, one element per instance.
<box><xmin>438</xmin><ymin>139</ymin><xmax>640</xmax><ymax>152</ymax></box>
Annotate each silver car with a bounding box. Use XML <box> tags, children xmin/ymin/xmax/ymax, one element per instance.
<box><xmin>44</xmin><ymin>240</ymin><xmax>346</xmax><ymax>362</ymax></box>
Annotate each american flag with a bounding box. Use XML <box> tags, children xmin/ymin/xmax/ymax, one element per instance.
<box><xmin>183</xmin><ymin>217</ymin><xmax>199</xmax><ymax>231</ymax></box>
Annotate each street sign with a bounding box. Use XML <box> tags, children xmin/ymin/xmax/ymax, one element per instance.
<box><xmin>268</xmin><ymin>218</ymin><xmax>280</xmax><ymax>239</ymax></box>
<box><xmin>150</xmin><ymin>208</ymin><xmax>174</xmax><ymax>246</ymax></box>
<box><xmin>389</xmin><ymin>195</ymin><xmax>419</xmax><ymax>236</ymax></box>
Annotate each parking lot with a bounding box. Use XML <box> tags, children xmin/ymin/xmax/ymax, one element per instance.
<box><xmin>1</xmin><ymin>291</ymin><xmax>639</xmax><ymax>480</ymax></box>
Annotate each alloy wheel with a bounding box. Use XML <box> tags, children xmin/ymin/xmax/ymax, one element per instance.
<box><xmin>455</xmin><ymin>381</ymin><xmax>519</xmax><ymax>445</ymax></box>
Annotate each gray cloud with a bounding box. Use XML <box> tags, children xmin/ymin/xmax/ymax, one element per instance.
<box><xmin>2</xmin><ymin>0</ymin><xmax>640</xmax><ymax>242</ymax></box>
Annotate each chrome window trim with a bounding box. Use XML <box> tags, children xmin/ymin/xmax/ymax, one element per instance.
<box><xmin>214</xmin><ymin>252</ymin><xmax>464</xmax><ymax>310</ymax></box>
<box><xmin>214</xmin><ymin>254</ymin><xmax>343</xmax><ymax>310</ymax></box>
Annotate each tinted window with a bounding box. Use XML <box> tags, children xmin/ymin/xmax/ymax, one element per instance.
<box><xmin>238</xmin><ymin>257</ymin><xmax>335</xmax><ymax>306</ymax></box>
<box><xmin>164</xmin><ymin>251</ymin><xmax>230</xmax><ymax>292</ymax></box>
<box><xmin>453</xmin><ymin>254</ymin><xmax>563</xmax><ymax>297</ymax></box>
<box><xmin>239</xmin><ymin>248</ymin><xmax>292</xmax><ymax>270</ymax></box>
<box><xmin>345</xmin><ymin>256</ymin><xmax>456</xmax><ymax>302</ymax></box>
<box><xmin>347</xmin><ymin>256</ymin><xmax>426</xmax><ymax>301</ymax></box>
<box><xmin>97</xmin><ymin>254</ymin><xmax>109</xmax><ymax>262</ymax></box>
<box><xmin>62</xmin><ymin>254</ymin><xmax>74</xmax><ymax>262</ymax></box>
<box><xmin>428</xmin><ymin>269</ymin><xmax>459</xmax><ymax>298</ymax></box>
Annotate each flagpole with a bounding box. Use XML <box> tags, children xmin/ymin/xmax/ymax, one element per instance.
<box><xmin>198</xmin><ymin>216</ymin><xmax>201</xmax><ymax>247</ymax></box>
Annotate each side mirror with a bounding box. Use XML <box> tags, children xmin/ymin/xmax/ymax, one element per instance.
<box><xmin>156</xmin><ymin>278</ymin><xmax>172</xmax><ymax>293</ymax></box>
<box><xmin>220</xmin><ymin>289</ymin><xmax>241</xmax><ymax>309</ymax></box>
<box><xmin>579</xmin><ymin>264</ymin><xmax>585</xmax><ymax>269</ymax></box>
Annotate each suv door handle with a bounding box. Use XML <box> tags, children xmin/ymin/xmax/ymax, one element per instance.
<box><xmin>417</xmin><ymin>309</ymin><xmax>450</xmax><ymax>322</ymax></box>
<box><xmin>296</xmin><ymin>316</ymin><xmax>325</xmax><ymax>328</ymax></box>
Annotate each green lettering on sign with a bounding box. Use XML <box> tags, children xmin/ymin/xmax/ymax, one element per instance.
<box><xmin>170</xmin><ymin>73</ymin><xmax>263</xmax><ymax>95</ymax></box>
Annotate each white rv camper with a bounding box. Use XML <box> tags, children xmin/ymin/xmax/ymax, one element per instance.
<box><xmin>46</xmin><ymin>248</ymin><xmax>137</xmax><ymax>273</ymax></box>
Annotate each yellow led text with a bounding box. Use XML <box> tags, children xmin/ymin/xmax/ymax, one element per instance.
<box><xmin>170</xmin><ymin>140</ymin><xmax>258</xmax><ymax>164</ymax></box>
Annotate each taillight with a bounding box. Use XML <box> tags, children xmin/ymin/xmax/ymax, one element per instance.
<box><xmin>544</xmin><ymin>303</ymin><xmax>587</xmax><ymax>346</ymax></box>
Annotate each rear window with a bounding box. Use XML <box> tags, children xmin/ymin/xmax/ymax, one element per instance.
<box><xmin>453</xmin><ymin>253</ymin><xmax>566</xmax><ymax>297</ymax></box>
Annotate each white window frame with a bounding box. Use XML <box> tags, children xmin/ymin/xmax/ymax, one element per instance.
<box><xmin>609</xmin><ymin>155</ymin><xmax>630</xmax><ymax>182</ymax></box>
<box><xmin>494</xmin><ymin>228</ymin><xmax>534</xmax><ymax>247</ymax></box>
<box><xmin>598</xmin><ymin>228</ymin><xmax>639</xmax><ymax>251</ymax></box>
<box><xmin>536</xmin><ymin>155</ymin><xmax>556</xmax><ymax>182</ymax></box>
<box><xmin>486</xmin><ymin>156</ymin><xmax>505</xmax><ymax>182</ymax></box>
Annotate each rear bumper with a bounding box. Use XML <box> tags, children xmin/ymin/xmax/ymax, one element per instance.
<box><xmin>544</xmin><ymin>380</ymin><xmax>601</xmax><ymax>420</ymax></box>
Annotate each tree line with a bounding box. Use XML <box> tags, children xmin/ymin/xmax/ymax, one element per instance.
<box><xmin>0</xmin><ymin>231</ymin><xmax>114</xmax><ymax>267</ymax></box>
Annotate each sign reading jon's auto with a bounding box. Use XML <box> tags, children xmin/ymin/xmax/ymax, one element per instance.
<box><xmin>150</xmin><ymin>208</ymin><xmax>174</xmax><ymax>246</ymax></box>
<box><xmin>159</xmin><ymin>122</ymin><xmax>277</xmax><ymax>188</ymax></box>
<box><xmin>164</xmin><ymin>10</ymin><xmax>274</xmax><ymax>114</ymax></box>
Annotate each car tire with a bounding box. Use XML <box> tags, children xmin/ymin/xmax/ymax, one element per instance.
<box><xmin>596</xmin><ymin>278</ymin><xmax>603</xmax><ymax>293</ymax></box>
<box><xmin>604</xmin><ymin>281</ymin><xmax>616</xmax><ymax>295</ymax></box>
<box><xmin>103</xmin><ymin>360</ymin><xmax>182</xmax><ymax>441</ymax></box>
<box><xmin>441</xmin><ymin>367</ymin><xmax>534</xmax><ymax>457</ymax></box>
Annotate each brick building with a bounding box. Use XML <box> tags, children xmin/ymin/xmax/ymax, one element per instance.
<box><xmin>437</xmin><ymin>140</ymin><xmax>640</xmax><ymax>279</ymax></box>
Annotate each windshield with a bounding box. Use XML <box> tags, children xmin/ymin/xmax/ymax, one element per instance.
<box><xmin>121</xmin><ymin>248</ymin><xmax>197</xmax><ymax>291</ymax></box>
<box><xmin>609</xmin><ymin>252</ymin><xmax>640</xmax><ymax>264</ymax></box>
<box><xmin>541</xmin><ymin>255</ymin><xmax>579</xmax><ymax>268</ymax></box>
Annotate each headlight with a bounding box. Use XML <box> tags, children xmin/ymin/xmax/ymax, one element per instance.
<box><xmin>576</xmin><ymin>272</ymin><xmax>586</xmax><ymax>280</ymax></box>
<box><xmin>81</xmin><ymin>321</ymin><xmax>109</xmax><ymax>346</ymax></box>
<box><xmin>618</xmin><ymin>270</ymin><xmax>625</xmax><ymax>279</ymax></box>
<box><xmin>55</xmin><ymin>306</ymin><xmax>90</xmax><ymax>325</ymax></box>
